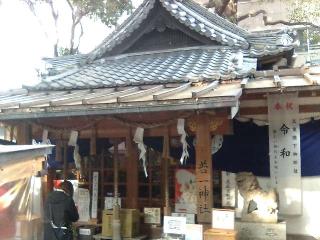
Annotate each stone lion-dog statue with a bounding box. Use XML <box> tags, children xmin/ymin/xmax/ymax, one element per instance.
<box><xmin>236</xmin><ymin>172</ymin><xmax>278</xmax><ymax>223</ymax></box>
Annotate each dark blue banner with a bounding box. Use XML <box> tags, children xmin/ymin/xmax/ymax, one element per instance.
<box><xmin>215</xmin><ymin>120</ymin><xmax>320</xmax><ymax>177</ymax></box>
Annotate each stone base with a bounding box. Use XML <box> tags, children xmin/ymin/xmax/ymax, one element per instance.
<box><xmin>235</xmin><ymin>220</ymin><xmax>286</xmax><ymax>240</ymax></box>
<box><xmin>287</xmin><ymin>234</ymin><xmax>317</xmax><ymax>240</ymax></box>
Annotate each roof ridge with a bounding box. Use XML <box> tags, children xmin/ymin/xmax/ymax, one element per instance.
<box><xmin>180</xmin><ymin>0</ymin><xmax>248</xmax><ymax>36</ymax></box>
<box><xmin>86</xmin><ymin>0</ymin><xmax>252</xmax><ymax>62</ymax></box>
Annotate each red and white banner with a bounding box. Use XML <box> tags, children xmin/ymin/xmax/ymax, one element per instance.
<box><xmin>268</xmin><ymin>92</ymin><xmax>302</xmax><ymax>215</ymax></box>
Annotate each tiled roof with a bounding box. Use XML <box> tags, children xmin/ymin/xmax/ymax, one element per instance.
<box><xmin>1</xmin><ymin>66</ymin><xmax>320</xmax><ymax>120</ymax></box>
<box><xmin>41</xmin><ymin>0</ymin><xmax>296</xmax><ymax>77</ymax></box>
<box><xmin>0</xmin><ymin>81</ymin><xmax>242</xmax><ymax>120</ymax></box>
<box><xmin>32</xmin><ymin>46</ymin><xmax>257</xmax><ymax>91</ymax></box>
<box><xmin>87</xmin><ymin>0</ymin><xmax>249</xmax><ymax>62</ymax></box>
<box><xmin>87</xmin><ymin>0</ymin><xmax>295</xmax><ymax>62</ymax></box>
<box><xmin>43</xmin><ymin>54</ymin><xmax>88</xmax><ymax>76</ymax></box>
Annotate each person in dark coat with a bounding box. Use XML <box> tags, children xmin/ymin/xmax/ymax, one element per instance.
<box><xmin>44</xmin><ymin>180</ymin><xmax>79</xmax><ymax>240</ymax></box>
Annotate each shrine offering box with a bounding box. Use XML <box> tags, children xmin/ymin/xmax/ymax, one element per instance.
<box><xmin>102</xmin><ymin>209</ymin><xmax>140</xmax><ymax>238</ymax></box>
<box><xmin>212</xmin><ymin>208</ymin><xmax>235</xmax><ymax>230</ymax></box>
<box><xmin>204</xmin><ymin>228</ymin><xmax>236</xmax><ymax>240</ymax></box>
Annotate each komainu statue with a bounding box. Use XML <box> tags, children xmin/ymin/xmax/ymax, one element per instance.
<box><xmin>236</xmin><ymin>172</ymin><xmax>278</xmax><ymax>223</ymax></box>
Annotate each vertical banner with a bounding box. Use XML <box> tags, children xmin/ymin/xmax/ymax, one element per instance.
<box><xmin>221</xmin><ymin>171</ymin><xmax>236</xmax><ymax>208</ymax></box>
<box><xmin>268</xmin><ymin>93</ymin><xmax>302</xmax><ymax>215</ymax></box>
<box><xmin>91</xmin><ymin>171</ymin><xmax>99</xmax><ymax>219</ymax></box>
<box><xmin>77</xmin><ymin>188</ymin><xmax>90</xmax><ymax>222</ymax></box>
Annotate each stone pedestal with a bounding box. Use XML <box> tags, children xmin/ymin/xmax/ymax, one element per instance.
<box><xmin>235</xmin><ymin>221</ymin><xmax>286</xmax><ymax>240</ymax></box>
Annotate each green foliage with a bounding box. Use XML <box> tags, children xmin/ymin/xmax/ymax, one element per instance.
<box><xmin>288</xmin><ymin>0</ymin><xmax>320</xmax><ymax>46</ymax></box>
<box><xmin>288</xmin><ymin>0</ymin><xmax>320</xmax><ymax>23</ymax></box>
<box><xmin>72</xmin><ymin>0</ymin><xmax>133</xmax><ymax>27</ymax></box>
<box><xmin>58</xmin><ymin>47</ymin><xmax>73</xmax><ymax>56</ymax></box>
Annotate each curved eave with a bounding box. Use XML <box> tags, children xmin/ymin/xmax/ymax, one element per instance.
<box><xmin>248</xmin><ymin>45</ymin><xmax>294</xmax><ymax>58</ymax></box>
<box><xmin>0</xmin><ymin>97</ymin><xmax>238</xmax><ymax>120</ymax></box>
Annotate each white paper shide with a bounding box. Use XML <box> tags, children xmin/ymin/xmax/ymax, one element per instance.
<box><xmin>134</xmin><ymin>127</ymin><xmax>147</xmax><ymax>177</ymax></box>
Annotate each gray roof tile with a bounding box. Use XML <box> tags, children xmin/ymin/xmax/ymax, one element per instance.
<box><xmin>29</xmin><ymin>46</ymin><xmax>257</xmax><ymax>91</ymax></box>
<box><xmin>41</xmin><ymin>0</ymin><xmax>296</xmax><ymax>78</ymax></box>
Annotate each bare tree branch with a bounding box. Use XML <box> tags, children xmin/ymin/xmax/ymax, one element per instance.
<box><xmin>75</xmin><ymin>22</ymin><xmax>84</xmax><ymax>52</ymax></box>
<box><xmin>262</xmin><ymin>15</ymin><xmax>320</xmax><ymax>30</ymax></box>
<box><xmin>237</xmin><ymin>10</ymin><xmax>266</xmax><ymax>22</ymax></box>
<box><xmin>21</xmin><ymin>0</ymin><xmax>49</xmax><ymax>39</ymax></box>
<box><xmin>237</xmin><ymin>9</ymin><xmax>320</xmax><ymax>30</ymax></box>
<box><xmin>217</xmin><ymin>0</ymin><xmax>231</xmax><ymax>16</ymax></box>
<box><xmin>47</xmin><ymin>0</ymin><xmax>59</xmax><ymax>56</ymax></box>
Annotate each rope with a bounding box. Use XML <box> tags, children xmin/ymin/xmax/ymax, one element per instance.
<box><xmin>26</xmin><ymin>112</ymin><xmax>194</xmax><ymax>133</ymax></box>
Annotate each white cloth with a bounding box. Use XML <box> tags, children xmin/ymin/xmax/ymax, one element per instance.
<box><xmin>177</xmin><ymin>119</ymin><xmax>189</xmax><ymax>164</ymax></box>
<box><xmin>134</xmin><ymin>127</ymin><xmax>147</xmax><ymax>177</ymax></box>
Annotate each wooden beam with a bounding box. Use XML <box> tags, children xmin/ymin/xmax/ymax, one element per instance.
<box><xmin>63</xmin><ymin>141</ymin><xmax>68</xmax><ymax>180</ymax></box>
<box><xmin>162</xmin><ymin>127</ymin><xmax>171</xmax><ymax>216</ymax></box>
<box><xmin>47</xmin><ymin>168</ymin><xmax>55</xmax><ymax>193</ymax></box>
<box><xmin>125</xmin><ymin>130</ymin><xmax>138</xmax><ymax>209</ymax></box>
<box><xmin>192</xmin><ymin>81</ymin><xmax>219</xmax><ymax>98</ymax></box>
<box><xmin>153</xmin><ymin>82</ymin><xmax>192</xmax><ymax>100</ymax></box>
<box><xmin>90</xmin><ymin>126</ymin><xmax>97</xmax><ymax>156</ymax></box>
<box><xmin>195</xmin><ymin>114</ymin><xmax>213</xmax><ymax>223</ymax></box>
<box><xmin>83</xmin><ymin>87</ymin><xmax>139</xmax><ymax>104</ymax></box>
<box><xmin>18</xmin><ymin>91</ymin><xmax>67</xmax><ymax>108</ymax></box>
<box><xmin>50</xmin><ymin>90</ymin><xmax>91</xmax><ymax>106</ymax></box>
<box><xmin>117</xmin><ymin>85</ymin><xmax>163</xmax><ymax>102</ymax></box>
<box><xmin>113</xmin><ymin>140</ymin><xmax>119</xmax><ymax>200</ymax></box>
<box><xmin>254</xmin><ymin>67</ymin><xmax>304</xmax><ymax>78</ymax></box>
<box><xmin>241</xmin><ymin>78</ymin><xmax>249</xmax><ymax>88</ymax></box>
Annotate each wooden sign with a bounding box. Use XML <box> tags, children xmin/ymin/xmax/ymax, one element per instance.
<box><xmin>195</xmin><ymin>114</ymin><xmax>213</xmax><ymax>223</ymax></box>
<box><xmin>104</xmin><ymin>197</ymin><xmax>121</xmax><ymax>210</ymax></box>
<box><xmin>221</xmin><ymin>171</ymin><xmax>236</xmax><ymax>208</ymax></box>
<box><xmin>91</xmin><ymin>171</ymin><xmax>99</xmax><ymax>219</ymax></box>
<box><xmin>144</xmin><ymin>208</ymin><xmax>161</xmax><ymax>224</ymax></box>
<box><xmin>77</xmin><ymin>188</ymin><xmax>90</xmax><ymax>222</ymax></box>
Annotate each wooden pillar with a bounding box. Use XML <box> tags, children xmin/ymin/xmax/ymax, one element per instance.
<box><xmin>90</xmin><ymin>127</ymin><xmax>97</xmax><ymax>156</ymax></box>
<box><xmin>114</xmin><ymin>141</ymin><xmax>119</xmax><ymax>203</ymax></box>
<box><xmin>162</xmin><ymin>127</ymin><xmax>171</xmax><ymax>216</ymax></box>
<box><xmin>47</xmin><ymin>168</ymin><xmax>55</xmax><ymax>193</ymax></box>
<box><xmin>125</xmin><ymin>129</ymin><xmax>138</xmax><ymax>209</ymax></box>
<box><xmin>63</xmin><ymin>141</ymin><xmax>68</xmax><ymax>180</ymax></box>
<box><xmin>16</xmin><ymin>123</ymin><xmax>32</xmax><ymax>144</ymax></box>
<box><xmin>195</xmin><ymin>114</ymin><xmax>213</xmax><ymax>223</ymax></box>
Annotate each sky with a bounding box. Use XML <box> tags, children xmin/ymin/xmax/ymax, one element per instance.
<box><xmin>0</xmin><ymin>0</ymin><xmax>141</xmax><ymax>91</ymax></box>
